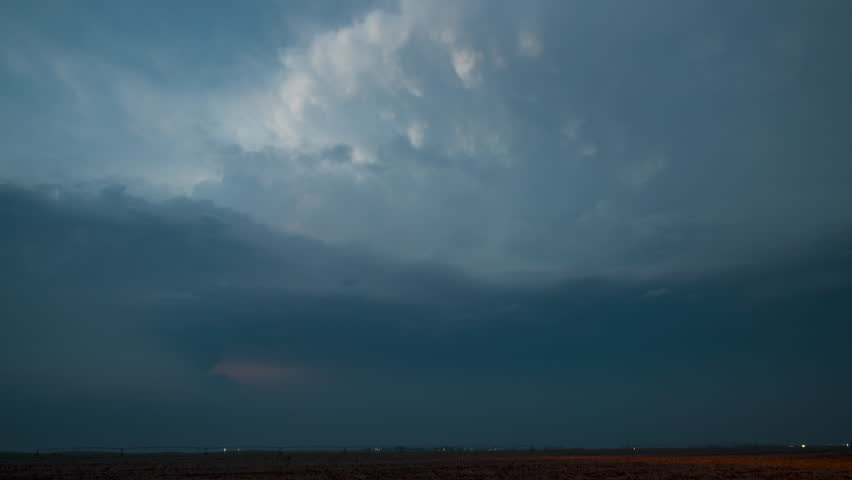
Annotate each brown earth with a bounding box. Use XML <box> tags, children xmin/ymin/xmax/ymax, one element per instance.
<box><xmin>2</xmin><ymin>449</ymin><xmax>851</xmax><ymax>479</ymax></box>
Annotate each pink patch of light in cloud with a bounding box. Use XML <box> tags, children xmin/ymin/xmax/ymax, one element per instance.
<box><xmin>209</xmin><ymin>360</ymin><xmax>308</xmax><ymax>386</ymax></box>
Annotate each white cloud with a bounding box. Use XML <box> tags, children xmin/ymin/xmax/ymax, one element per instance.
<box><xmin>407</xmin><ymin>122</ymin><xmax>427</xmax><ymax>149</ymax></box>
<box><xmin>278</xmin><ymin>72</ymin><xmax>320</xmax><ymax>120</ymax></box>
<box><xmin>211</xmin><ymin>0</ymin><xmax>501</xmax><ymax>172</ymax></box>
<box><xmin>351</xmin><ymin>146</ymin><xmax>377</xmax><ymax>165</ymax></box>
<box><xmin>451</xmin><ymin>47</ymin><xmax>482</xmax><ymax>88</ymax></box>
<box><xmin>518</xmin><ymin>29</ymin><xmax>543</xmax><ymax>57</ymax></box>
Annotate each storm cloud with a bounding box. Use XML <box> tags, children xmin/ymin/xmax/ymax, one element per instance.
<box><xmin>2</xmin><ymin>0</ymin><xmax>852</xmax><ymax>450</ymax></box>
<box><xmin>3</xmin><ymin>0</ymin><xmax>851</xmax><ymax>276</ymax></box>
<box><xmin>2</xmin><ymin>184</ymin><xmax>851</xmax><ymax>449</ymax></box>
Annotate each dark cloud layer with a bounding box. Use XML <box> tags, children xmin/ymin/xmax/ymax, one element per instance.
<box><xmin>2</xmin><ymin>184</ymin><xmax>850</xmax><ymax>449</ymax></box>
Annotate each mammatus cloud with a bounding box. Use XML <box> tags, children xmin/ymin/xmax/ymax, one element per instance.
<box><xmin>2</xmin><ymin>0</ymin><xmax>852</xmax><ymax>279</ymax></box>
<box><xmin>218</xmin><ymin>0</ymin><xmax>526</xmax><ymax>159</ymax></box>
<box><xmin>198</xmin><ymin>1</ymin><xmax>852</xmax><ymax>277</ymax></box>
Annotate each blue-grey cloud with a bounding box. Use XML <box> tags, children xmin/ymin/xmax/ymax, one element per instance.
<box><xmin>3</xmin><ymin>1</ymin><xmax>851</xmax><ymax>277</ymax></box>
<box><xmin>1</xmin><ymin>184</ymin><xmax>850</xmax><ymax>449</ymax></box>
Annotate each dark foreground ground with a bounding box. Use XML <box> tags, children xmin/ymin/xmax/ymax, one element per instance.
<box><xmin>3</xmin><ymin>448</ymin><xmax>852</xmax><ymax>479</ymax></box>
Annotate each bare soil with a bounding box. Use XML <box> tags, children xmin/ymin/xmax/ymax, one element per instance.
<box><xmin>2</xmin><ymin>448</ymin><xmax>851</xmax><ymax>479</ymax></box>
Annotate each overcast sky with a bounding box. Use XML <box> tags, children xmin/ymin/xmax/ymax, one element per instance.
<box><xmin>2</xmin><ymin>0</ymin><xmax>851</xmax><ymax>450</ymax></box>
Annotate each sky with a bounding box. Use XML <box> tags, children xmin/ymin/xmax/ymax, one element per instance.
<box><xmin>1</xmin><ymin>0</ymin><xmax>851</xmax><ymax>450</ymax></box>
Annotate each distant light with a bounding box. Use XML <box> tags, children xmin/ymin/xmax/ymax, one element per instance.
<box><xmin>223</xmin><ymin>448</ymin><xmax>227</xmax><ymax>453</ymax></box>
<box><xmin>801</xmin><ymin>444</ymin><xmax>806</xmax><ymax>448</ymax></box>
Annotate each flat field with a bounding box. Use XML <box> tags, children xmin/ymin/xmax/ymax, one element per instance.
<box><xmin>2</xmin><ymin>448</ymin><xmax>851</xmax><ymax>479</ymax></box>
